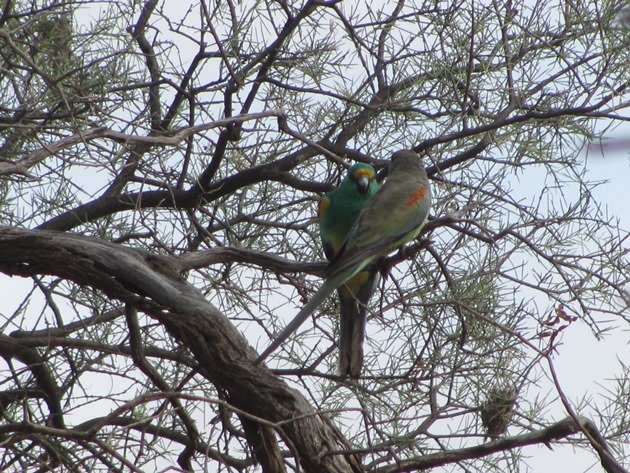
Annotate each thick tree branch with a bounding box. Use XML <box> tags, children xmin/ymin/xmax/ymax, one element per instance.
<box><xmin>177</xmin><ymin>246</ymin><xmax>324</xmax><ymax>274</ymax></box>
<box><xmin>129</xmin><ymin>0</ymin><xmax>162</xmax><ymax>130</ymax></box>
<box><xmin>0</xmin><ymin>226</ymin><xmax>360</xmax><ymax>473</ymax></box>
<box><xmin>0</xmin><ymin>334</ymin><xmax>65</xmax><ymax>429</ymax></box>
<box><xmin>375</xmin><ymin>416</ymin><xmax>598</xmax><ymax>473</ymax></box>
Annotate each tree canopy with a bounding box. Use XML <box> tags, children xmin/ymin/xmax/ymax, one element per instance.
<box><xmin>0</xmin><ymin>1</ymin><xmax>628</xmax><ymax>472</ymax></box>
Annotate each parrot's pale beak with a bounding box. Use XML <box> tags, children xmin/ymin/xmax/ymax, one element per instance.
<box><xmin>357</xmin><ymin>175</ymin><xmax>370</xmax><ymax>193</ymax></box>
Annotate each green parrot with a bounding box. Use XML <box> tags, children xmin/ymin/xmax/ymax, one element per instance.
<box><xmin>318</xmin><ymin>163</ymin><xmax>380</xmax><ymax>377</ymax></box>
<box><xmin>256</xmin><ymin>149</ymin><xmax>432</xmax><ymax>368</ymax></box>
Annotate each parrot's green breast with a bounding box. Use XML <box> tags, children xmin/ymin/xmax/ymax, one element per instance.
<box><xmin>319</xmin><ymin>164</ymin><xmax>379</xmax><ymax>260</ymax></box>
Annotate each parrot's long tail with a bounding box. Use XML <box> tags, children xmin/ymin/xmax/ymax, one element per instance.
<box><xmin>338</xmin><ymin>292</ymin><xmax>367</xmax><ymax>378</ymax></box>
<box><xmin>255</xmin><ymin>278</ymin><xmax>339</xmax><ymax>364</ymax></box>
<box><xmin>338</xmin><ymin>268</ymin><xmax>379</xmax><ymax>378</ymax></box>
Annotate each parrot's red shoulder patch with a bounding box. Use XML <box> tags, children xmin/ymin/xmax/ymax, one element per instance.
<box><xmin>406</xmin><ymin>185</ymin><xmax>429</xmax><ymax>207</ymax></box>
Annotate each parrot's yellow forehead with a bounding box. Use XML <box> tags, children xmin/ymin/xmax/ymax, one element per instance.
<box><xmin>353</xmin><ymin>168</ymin><xmax>375</xmax><ymax>180</ymax></box>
